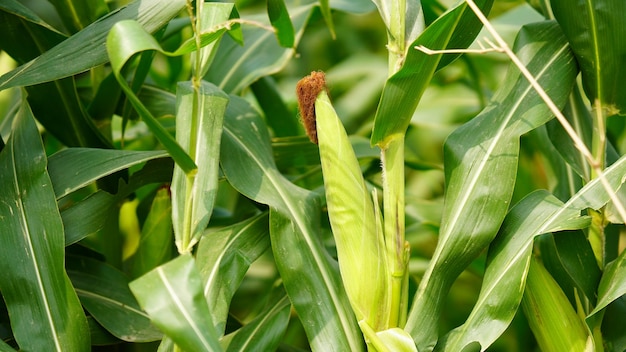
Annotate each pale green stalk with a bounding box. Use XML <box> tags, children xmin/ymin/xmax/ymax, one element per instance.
<box><xmin>179</xmin><ymin>0</ymin><xmax>204</xmax><ymax>253</ymax></box>
<box><xmin>381</xmin><ymin>0</ymin><xmax>409</xmax><ymax>328</ymax></box>
<box><xmin>381</xmin><ymin>137</ymin><xmax>407</xmax><ymax>328</ymax></box>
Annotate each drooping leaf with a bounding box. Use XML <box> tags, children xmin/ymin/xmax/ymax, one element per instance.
<box><xmin>67</xmin><ymin>255</ymin><xmax>162</xmax><ymax>342</ymax></box>
<box><xmin>130</xmin><ymin>254</ymin><xmax>222</xmax><ymax>351</ymax></box>
<box><xmin>225</xmin><ymin>285</ymin><xmax>290</xmax><ymax>352</ymax></box>
<box><xmin>0</xmin><ymin>0</ymin><xmax>187</xmax><ymax>91</ymax></box>
<box><xmin>0</xmin><ymin>99</ymin><xmax>90</xmax><ymax>351</ymax></box>
<box><xmin>404</xmin><ymin>21</ymin><xmax>577</xmax><ymax>351</ymax></box>
<box><xmin>0</xmin><ymin>1</ymin><xmax>111</xmax><ymax>148</ymax></box>
<box><xmin>220</xmin><ymin>95</ymin><xmax>364</xmax><ymax>351</ymax></box>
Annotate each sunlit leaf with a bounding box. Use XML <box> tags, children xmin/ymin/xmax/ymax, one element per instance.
<box><xmin>220</xmin><ymin>95</ymin><xmax>364</xmax><ymax>350</ymax></box>
<box><xmin>130</xmin><ymin>254</ymin><xmax>222</xmax><ymax>351</ymax></box>
<box><xmin>371</xmin><ymin>0</ymin><xmax>493</xmax><ymax>146</ymax></box>
<box><xmin>0</xmin><ymin>0</ymin><xmax>187</xmax><ymax>90</ymax></box>
<box><xmin>404</xmin><ymin>21</ymin><xmax>577</xmax><ymax>351</ymax></box>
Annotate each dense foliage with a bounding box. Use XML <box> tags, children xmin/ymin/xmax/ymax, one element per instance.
<box><xmin>0</xmin><ymin>0</ymin><xmax>625</xmax><ymax>351</ymax></box>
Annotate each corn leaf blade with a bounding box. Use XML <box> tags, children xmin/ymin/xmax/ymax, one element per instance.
<box><xmin>0</xmin><ymin>100</ymin><xmax>90</xmax><ymax>351</ymax></box>
<box><xmin>404</xmin><ymin>21</ymin><xmax>577</xmax><ymax>351</ymax></box>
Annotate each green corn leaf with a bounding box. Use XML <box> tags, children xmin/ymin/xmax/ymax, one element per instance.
<box><xmin>0</xmin><ymin>99</ymin><xmax>90</xmax><ymax>351</ymax></box>
<box><xmin>371</xmin><ymin>0</ymin><xmax>424</xmax><ymax>54</ymax></box>
<box><xmin>128</xmin><ymin>187</ymin><xmax>174</xmax><ymax>278</ymax></box>
<box><xmin>196</xmin><ymin>213</ymin><xmax>271</xmax><ymax>336</ymax></box>
<box><xmin>130</xmin><ymin>254</ymin><xmax>222</xmax><ymax>351</ymax></box>
<box><xmin>522</xmin><ymin>257</ymin><xmax>591</xmax><ymax>352</ymax></box>
<box><xmin>220</xmin><ymin>95</ymin><xmax>364</xmax><ymax>351</ymax></box>
<box><xmin>551</xmin><ymin>0</ymin><xmax>626</xmax><ymax>113</ymax></box>
<box><xmin>268</xmin><ymin>0</ymin><xmax>295</xmax><ymax>48</ymax></box>
<box><xmin>193</xmin><ymin>3</ymin><xmax>235</xmax><ymax>77</ymax></box>
<box><xmin>225</xmin><ymin>285</ymin><xmax>290</xmax><ymax>352</ymax></box>
<box><xmin>435</xmin><ymin>153</ymin><xmax>626</xmax><ymax>351</ymax></box>
<box><xmin>61</xmin><ymin>190</ymin><xmax>120</xmax><ymax>246</ymax></box>
<box><xmin>371</xmin><ymin>0</ymin><xmax>493</xmax><ymax>147</ymax></box>
<box><xmin>206</xmin><ymin>5</ymin><xmax>312</xmax><ymax>93</ymax></box>
<box><xmin>0</xmin><ymin>1</ymin><xmax>111</xmax><ymax>148</ymax></box>
<box><xmin>315</xmin><ymin>90</ymin><xmax>389</xmax><ymax>330</ymax></box>
<box><xmin>537</xmin><ymin>230</ymin><xmax>600</xmax><ymax>307</ymax></box>
<box><xmin>319</xmin><ymin>0</ymin><xmax>336</xmax><ymax>39</ymax></box>
<box><xmin>0</xmin><ymin>0</ymin><xmax>187</xmax><ymax>91</ymax></box>
<box><xmin>589</xmin><ymin>246</ymin><xmax>626</xmax><ymax>318</ymax></box>
<box><xmin>66</xmin><ymin>255</ymin><xmax>162</xmax><ymax>342</ymax></box>
<box><xmin>404</xmin><ymin>21</ymin><xmax>577</xmax><ymax>351</ymax></box>
<box><xmin>170</xmin><ymin>81</ymin><xmax>229</xmax><ymax>252</ymax></box>
<box><xmin>48</xmin><ymin>148</ymin><xmax>168</xmax><ymax>199</ymax></box>
<box><xmin>47</xmin><ymin>0</ymin><xmax>108</xmax><ymax>33</ymax></box>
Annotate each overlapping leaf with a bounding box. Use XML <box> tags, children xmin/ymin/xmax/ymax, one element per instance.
<box><xmin>196</xmin><ymin>213</ymin><xmax>271</xmax><ymax>336</ymax></box>
<box><xmin>130</xmin><ymin>254</ymin><xmax>221</xmax><ymax>351</ymax></box>
<box><xmin>67</xmin><ymin>255</ymin><xmax>162</xmax><ymax>342</ymax></box>
<box><xmin>0</xmin><ymin>0</ymin><xmax>187</xmax><ymax>90</ymax></box>
<box><xmin>371</xmin><ymin>0</ymin><xmax>493</xmax><ymax>146</ymax></box>
<box><xmin>220</xmin><ymin>95</ymin><xmax>364</xmax><ymax>351</ymax></box>
<box><xmin>0</xmin><ymin>99</ymin><xmax>90</xmax><ymax>351</ymax></box>
<box><xmin>437</xmin><ymin>153</ymin><xmax>626</xmax><ymax>351</ymax></box>
<box><xmin>552</xmin><ymin>0</ymin><xmax>626</xmax><ymax>113</ymax></box>
<box><xmin>404</xmin><ymin>21</ymin><xmax>577</xmax><ymax>351</ymax></box>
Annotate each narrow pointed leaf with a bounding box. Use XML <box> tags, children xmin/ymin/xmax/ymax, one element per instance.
<box><xmin>267</xmin><ymin>0</ymin><xmax>295</xmax><ymax>48</ymax></box>
<box><xmin>371</xmin><ymin>0</ymin><xmax>493</xmax><ymax>146</ymax></box>
<box><xmin>0</xmin><ymin>2</ymin><xmax>111</xmax><ymax>148</ymax></box>
<box><xmin>0</xmin><ymin>0</ymin><xmax>187</xmax><ymax>90</ymax></box>
<box><xmin>0</xmin><ymin>100</ymin><xmax>89</xmax><ymax>351</ymax></box>
<box><xmin>171</xmin><ymin>81</ymin><xmax>229</xmax><ymax>252</ymax></box>
<box><xmin>589</xmin><ymin>246</ymin><xmax>626</xmax><ymax>317</ymax></box>
<box><xmin>130</xmin><ymin>254</ymin><xmax>222</xmax><ymax>352</ymax></box>
<box><xmin>67</xmin><ymin>255</ymin><xmax>162</xmax><ymax>342</ymax></box>
<box><xmin>196</xmin><ymin>213</ymin><xmax>271</xmax><ymax>336</ymax></box>
<box><xmin>405</xmin><ymin>21</ymin><xmax>577</xmax><ymax>351</ymax></box>
<box><xmin>220</xmin><ymin>95</ymin><xmax>364</xmax><ymax>351</ymax></box>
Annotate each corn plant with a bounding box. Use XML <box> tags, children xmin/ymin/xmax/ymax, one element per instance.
<box><xmin>0</xmin><ymin>0</ymin><xmax>624</xmax><ymax>351</ymax></box>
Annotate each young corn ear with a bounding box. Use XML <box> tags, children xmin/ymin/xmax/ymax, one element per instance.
<box><xmin>307</xmin><ymin>77</ymin><xmax>390</xmax><ymax>332</ymax></box>
<box><xmin>522</xmin><ymin>257</ymin><xmax>593</xmax><ymax>352</ymax></box>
